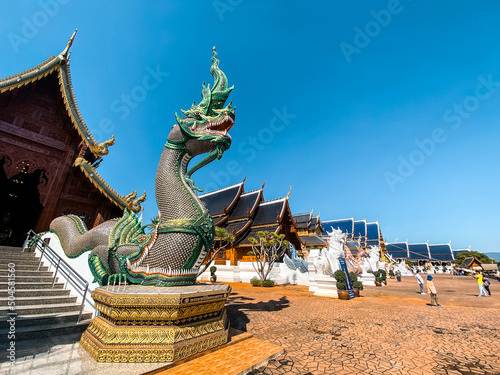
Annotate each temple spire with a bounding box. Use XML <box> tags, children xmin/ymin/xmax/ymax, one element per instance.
<box><xmin>61</xmin><ymin>29</ymin><xmax>78</xmax><ymax>58</ymax></box>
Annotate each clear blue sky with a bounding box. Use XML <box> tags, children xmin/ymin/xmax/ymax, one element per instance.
<box><xmin>2</xmin><ymin>1</ymin><xmax>499</xmax><ymax>253</ymax></box>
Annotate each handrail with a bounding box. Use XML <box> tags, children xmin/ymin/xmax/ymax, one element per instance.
<box><xmin>23</xmin><ymin>230</ymin><xmax>92</xmax><ymax>323</ymax></box>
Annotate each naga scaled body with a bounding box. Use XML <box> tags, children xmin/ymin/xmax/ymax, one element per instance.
<box><xmin>50</xmin><ymin>48</ymin><xmax>235</xmax><ymax>286</ymax></box>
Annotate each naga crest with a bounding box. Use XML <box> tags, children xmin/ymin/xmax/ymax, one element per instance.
<box><xmin>172</xmin><ymin>47</ymin><xmax>235</xmax><ymax>186</ymax></box>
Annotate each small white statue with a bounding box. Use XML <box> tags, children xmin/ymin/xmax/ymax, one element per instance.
<box><xmin>312</xmin><ymin>228</ymin><xmax>347</xmax><ymax>276</ymax></box>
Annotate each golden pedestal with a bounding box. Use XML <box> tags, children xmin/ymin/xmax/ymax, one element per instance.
<box><xmin>80</xmin><ymin>283</ymin><xmax>231</xmax><ymax>363</ymax></box>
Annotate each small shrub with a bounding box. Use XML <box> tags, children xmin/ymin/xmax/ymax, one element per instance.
<box><xmin>210</xmin><ymin>266</ymin><xmax>217</xmax><ymax>283</ymax></box>
<box><xmin>375</xmin><ymin>276</ymin><xmax>383</xmax><ymax>283</ymax></box>
<box><xmin>349</xmin><ymin>272</ymin><xmax>358</xmax><ymax>283</ymax></box>
<box><xmin>352</xmin><ymin>281</ymin><xmax>364</xmax><ymax>290</ymax></box>
<box><xmin>389</xmin><ymin>270</ymin><xmax>395</xmax><ymax>277</ymax></box>
<box><xmin>250</xmin><ymin>277</ymin><xmax>262</xmax><ymax>287</ymax></box>
<box><xmin>334</xmin><ymin>270</ymin><xmax>346</xmax><ymax>282</ymax></box>
<box><xmin>261</xmin><ymin>279</ymin><xmax>275</xmax><ymax>287</ymax></box>
<box><xmin>336</xmin><ymin>281</ymin><xmax>347</xmax><ymax>290</ymax></box>
<box><xmin>379</xmin><ymin>270</ymin><xmax>387</xmax><ymax>280</ymax></box>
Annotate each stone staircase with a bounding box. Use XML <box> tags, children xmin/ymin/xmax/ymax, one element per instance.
<box><xmin>0</xmin><ymin>245</ymin><xmax>93</xmax><ymax>344</ymax></box>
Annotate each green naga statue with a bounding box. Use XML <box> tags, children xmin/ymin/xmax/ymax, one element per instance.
<box><xmin>50</xmin><ymin>48</ymin><xmax>235</xmax><ymax>286</ymax></box>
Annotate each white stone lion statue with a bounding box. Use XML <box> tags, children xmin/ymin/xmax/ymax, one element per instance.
<box><xmin>358</xmin><ymin>245</ymin><xmax>381</xmax><ymax>274</ymax></box>
<box><xmin>312</xmin><ymin>228</ymin><xmax>346</xmax><ymax>276</ymax></box>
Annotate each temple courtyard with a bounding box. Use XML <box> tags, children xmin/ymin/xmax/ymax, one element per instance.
<box><xmin>232</xmin><ymin>274</ymin><xmax>500</xmax><ymax>375</ymax></box>
<box><xmin>1</xmin><ymin>274</ymin><xmax>499</xmax><ymax>375</ymax></box>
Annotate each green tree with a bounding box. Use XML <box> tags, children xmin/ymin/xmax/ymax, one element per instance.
<box><xmin>197</xmin><ymin>227</ymin><xmax>235</xmax><ymax>276</ymax></box>
<box><xmin>454</xmin><ymin>251</ymin><xmax>496</xmax><ymax>265</ymax></box>
<box><xmin>248</xmin><ymin>231</ymin><xmax>289</xmax><ymax>281</ymax></box>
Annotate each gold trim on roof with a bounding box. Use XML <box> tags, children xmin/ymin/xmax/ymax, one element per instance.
<box><xmin>0</xmin><ymin>56</ymin><xmax>60</xmax><ymax>93</ymax></box>
<box><xmin>74</xmin><ymin>157</ymin><xmax>127</xmax><ymax>210</ymax></box>
<box><xmin>58</xmin><ymin>62</ymin><xmax>98</xmax><ymax>152</ymax></box>
<box><xmin>0</xmin><ymin>30</ymin><xmax>104</xmax><ymax>157</ymax></box>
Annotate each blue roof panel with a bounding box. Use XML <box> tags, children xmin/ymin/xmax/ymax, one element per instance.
<box><xmin>430</xmin><ymin>253</ymin><xmax>454</xmax><ymax>261</ymax></box>
<box><xmin>386</xmin><ymin>243</ymin><xmax>408</xmax><ymax>258</ymax></box>
<box><xmin>429</xmin><ymin>244</ymin><xmax>453</xmax><ymax>262</ymax></box>
<box><xmin>354</xmin><ymin>220</ymin><xmax>366</xmax><ymax>238</ymax></box>
<box><xmin>366</xmin><ymin>222</ymin><xmax>380</xmax><ymax>241</ymax></box>
<box><xmin>408</xmin><ymin>244</ymin><xmax>429</xmax><ymax>260</ymax></box>
<box><xmin>322</xmin><ymin>219</ymin><xmax>353</xmax><ymax>236</ymax></box>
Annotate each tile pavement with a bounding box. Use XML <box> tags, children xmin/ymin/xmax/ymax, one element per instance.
<box><xmin>225</xmin><ymin>274</ymin><xmax>500</xmax><ymax>375</ymax></box>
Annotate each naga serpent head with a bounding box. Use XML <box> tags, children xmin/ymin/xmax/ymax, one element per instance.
<box><xmin>171</xmin><ymin>47</ymin><xmax>235</xmax><ymax>163</ymax></box>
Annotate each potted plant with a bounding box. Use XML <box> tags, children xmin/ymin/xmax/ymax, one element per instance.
<box><xmin>348</xmin><ymin>272</ymin><xmax>362</xmax><ymax>296</ymax></box>
<box><xmin>373</xmin><ymin>270</ymin><xmax>382</xmax><ymax>286</ymax></box>
<box><xmin>352</xmin><ymin>281</ymin><xmax>364</xmax><ymax>296</ymax></box>
<box><xmin>334</xmin><ymin>270</ymin><xmax>349</xmax><ymax>300</ymax></box>
<box><xmin>389</xmin><ymin>269</ymin><xmax>395</xmax><ymax>279</ymax></box>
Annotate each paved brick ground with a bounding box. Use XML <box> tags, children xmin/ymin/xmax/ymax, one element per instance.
<box><xmin>225</xmin><ymin>274</ymin><xmax>500</xmax><ymax>375</ymax></box>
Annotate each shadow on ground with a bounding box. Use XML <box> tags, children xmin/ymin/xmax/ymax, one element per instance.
<box><xmin>0</xmin><ymin>332</ymin><xmax>82</xmax><ymax>362</ymax></box>
<box><xmin>226</xmin><ymin>292</ymin><xmax>290</xmax><ymax>332</ymax></box>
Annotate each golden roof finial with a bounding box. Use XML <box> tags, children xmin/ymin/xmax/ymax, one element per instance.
<box><xmin>91</xmin><ymin>135</ymin><xmax>115</xmax><ymax>156</ymax></box>
<box><xmin>124</xmin><ymin>190</ymin><xmax>147</xmax><ymax>213</ymax></box>
<box><xmin>286</xmin><ymin>185</ymin><xmax>292</xmax><ymax>200</ymax></box>
<box><xmin>61</xmin><ymin>29</ymin><xmax>78</xmax><ymax>58</ymax></box>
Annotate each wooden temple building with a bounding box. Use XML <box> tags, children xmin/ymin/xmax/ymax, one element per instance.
<box><xmin>199</xmin><ymin>179</ymin><xmax>303</xmax><ymax>265</ymax></box>
<box><xmin>0</xmin><ymin>31</ymin><xmax>138</xmax><ymax>245</ymax></box>
<box><xmin>293</xmin><ymin>210</ymin><xmax>327</xmax><ymax>249</ymax></box>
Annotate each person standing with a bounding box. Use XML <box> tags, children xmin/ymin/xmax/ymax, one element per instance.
<box><xmin>395</xmin><ymin>269</ymin><xmax>402</xmax><ymax>282</ymax></box>
<box><xmin>474</xmin><ymin>272</ymin><xmax>487</xmax><ymax>297</ymax></box>
<box><xmin>483</xmin><ymin>274</ymin><xmax>491</xmax><ymax>297</ymax></box>
<box><xmin>427</xmin><ymin>275</ymin><xmax>442</xmax><ymax>307</ymax></box>
<box><xmin>415</xmin><ymin>270</ymin><xmax>425</xmax><ymax>294</ymax></box>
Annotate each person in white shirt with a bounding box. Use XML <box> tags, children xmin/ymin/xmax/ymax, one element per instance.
<box><xmin>415</xmin><ymin>270</ymin><xmax>425</xmax><ymax>294</ymax></box>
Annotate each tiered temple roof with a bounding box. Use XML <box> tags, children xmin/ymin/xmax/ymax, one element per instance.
<box><xmin>198</xmin><ymin>181</ymin><xmax>244</xmax><ymax>226</ymax></box>
<box><xmin>0</xmin><ymin>31</ymin><xmax>141</xmax><ymax>242</ymax></box>
<box><xmin>199</xmin><ymin>180</ymin><xmax>303</xmax><ymax>263</ymax></box>
<box><xmin>293</xmin><ymin>210</ymin><xmax>326</xmax><ymax>248</ymax></box>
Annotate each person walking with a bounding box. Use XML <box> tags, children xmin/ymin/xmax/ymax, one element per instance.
<box><xmin>483</xmin><ymin>274</ymin><xmax>491</xmax><ymax>297</ymax></box>
<box><xmin>474</xmin><ymin>272</ymin><xmax>487</xmax><ymax>297</ymax></box>
<box><xmin>427</xmin><ymin>275</ymin><xmax>442</xmax><ymax>307</ymax></box>
<box><xmin>415</xmin><ymin>270</ymin><xmax>425</xmax><ymax>294</ymax></box>
<box><xmin>396</xmin><ymin>269</ymin><xmax>402</xmax><ymax>282</ymax></box>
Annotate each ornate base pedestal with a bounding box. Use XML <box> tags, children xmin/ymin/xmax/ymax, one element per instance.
<box><xmin>80</xmin><ymin>283</ymin><xmax>231</xmax><ymax>363</ymax></box>
<box><xmin>313</xmin><ymin>276</ymin><xmax>338</xmax><ymax>298</ymax></box>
